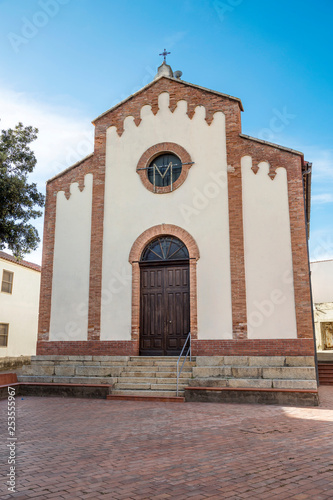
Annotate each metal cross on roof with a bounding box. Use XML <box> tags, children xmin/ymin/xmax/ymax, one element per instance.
<box><xmin>159</xmin><ymin>48</ymin><xmax>170</xmax><ymax>63</ymax></box>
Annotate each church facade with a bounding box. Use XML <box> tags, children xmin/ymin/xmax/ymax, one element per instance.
<box><xmin>37</xmin><ymin>62</ymin><xmax>315</xmax><ymax>365</ymax></box>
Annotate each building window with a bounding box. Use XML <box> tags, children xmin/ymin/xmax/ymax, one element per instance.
<box><xmin>0</xmin><ymin>323</ymin><xmax>9</xmax><ymax>347</ymax></box>
<box><xmin>1</xmin><ymin>270</ymin><xmax>14</xmax><ymax>294</ymax></box>
<box><xmin>136</xmin><ymin>142</ymin><xmax>193</xmax><ymax>194</ymax></box>
<box><xmin>147</xmin><ymin>153</ymin><xmax>182</xmax><ymax>189</ymax></box>
<box><xmin>141</xmin><ymin>236</ymin><xmax>189</xmax><ymax>262</ymax></box>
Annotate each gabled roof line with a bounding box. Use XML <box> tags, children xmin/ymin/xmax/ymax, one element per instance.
<box><xmin>239</xmin><ymin>134</ymin><xmax>303</xmax><ymax>156</ymax></box>
<box><xmin>47</xmin><ymin>153</ymin><xmax>94</xmax><ymax>184</ymax></box>
<box><xmin>92</xmin><ymin>75</ymin><xmax>244</xmax><ymax>124</ymax></box>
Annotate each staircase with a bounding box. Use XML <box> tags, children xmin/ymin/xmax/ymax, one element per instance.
<box><xmin>317</xmin><ymin>352</ymin><xmax>333</xmax><ymax>386</ymax></box>
<box><xmin>16</xmin><ymin>354</ymin><xmax>319</xmax><ymax>405</ymax></box>
<box><xmin>108</xmin><ymin>356</ymin><xmax>195</xmax><ymax>400</ymax></box>
<box><xmin>318</xmin><ymin>364</ymin><xmax>333</xmax><ymax>385</ymax></box>
<box><xmin>16</xmin><ymin>355</ymin><xmax>195</xmax><ymax>401</ymax></box>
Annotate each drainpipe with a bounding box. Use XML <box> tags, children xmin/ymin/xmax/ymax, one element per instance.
<box><xmin>302</xmin><ymin>161</ymin><xmax>319</xmax><ymax>385</ymax></box>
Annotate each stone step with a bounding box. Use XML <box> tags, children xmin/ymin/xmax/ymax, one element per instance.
<box><xmin>115</xmin><ymin>382</ymin><xmax>187</xmax><ymax>391</ymax></box>
<box><xmin>127</xmin><ymin>359</ymin><xmax>196</xmax><ymax>367</ymax></box>
<box><xmin>123</xmin><ymin>364</ymin><xmax>192</xmax><ymax>373</ymax></box>
<box><xmin>18</xmin><ymin>364</ymin><xmax>124</xmax><ymax>377</ymax></box>
<box><xmin>107</xmin><ymin>394</ymin><xmax>185</xmax><ymax>403</ymax></box>
<box><xmin>317</xmin><ymin>352</ymin><xmax>333</xmax><ymax>362</ymax></box>
<box><xmin>30</xmin><ymin>359</ymin><xmax>127</xmax><ymax>367</ymax></box>
<box><xmin>116</xmin><ymin>376</ymin><xmax>190</xmax><ymax>385</ymax></box>
<box><xmin>192</xmin><ymin>366</ymin><xmax>316</xmax><ymax>380</ymax></box>
<box><xmin>129</xmin><ymin>356</ymin><xmax>195</xmax><ymax>361</ymax></box>
<box><xmin>195</xmin><ymin>356</ymin><xmax>315</xmax><ymax>368</ymax></box>
<box><xmin>120</xmin><ymin>370</ymin><xmax>191</xmax><ymax>379</ymax></box>
<box><xmin>111</xmin><ymin>389</ymin><xmax>182</xmax><ymax>397</ymax></box>
<box><xmin>32</xmin><ymin>355</ymin><xmax>129</xmax><ymax>362</ymax></box>
<box><xmin>18</xmin><ymin>375</ymin><xmax>116</xmax><ymax>385</ymax></box>
<box><xmin>188</xmin><ymin>378</ymin><xmax>317</xmax><ymax>390</ymax></box>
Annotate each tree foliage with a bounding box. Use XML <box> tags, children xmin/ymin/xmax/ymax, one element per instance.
<box><xmin>0</xmin><ymin>122</ymin><xmax>45</xmax><ymax>258</ymax></box>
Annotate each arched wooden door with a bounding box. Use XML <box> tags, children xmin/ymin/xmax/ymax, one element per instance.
<box><xmin>139</xmin><ymin>236</ymin><xmax>190</xmax><ymax>356</ymax></box>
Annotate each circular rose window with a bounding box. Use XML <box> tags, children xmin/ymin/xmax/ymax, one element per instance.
<box><xmin>147</xmin><ymin>153</ymin><xmax>182</xmax><ymax>188</ymax></box>
<box><xmin>136</xmin><ymin>142</ymin><xmax>193</xmax><ymax>194</ymax></box>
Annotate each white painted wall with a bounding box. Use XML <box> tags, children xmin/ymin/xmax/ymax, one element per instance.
<box><xmin>314</xmin><ymin>303</ymin><xmax>333</xmax><ymax>350</ymax></box>
<box><xmin>311</xmin><ymin>260</ymin><xmax>333</xmax><ymax>350</ymax></box>
<box><xmin>101</xmin><ymin>92</ymin><xmax>233</xmax><ymax>340</ymax></box>
<box><xmin>0</xmin><ymin>258</ymin><xmax>40</xmax><ymax>357</ymax></box>
<box><xmin>311</xmin><ymin>260</ymin><xmax>333</xmax><ymax>303</ymax></box>
<box><xmin>49</xmin><ymin>174</ymin><xmax>93</xmax><ymax>341</ymax></box>
<box><xmin>241</xmin><ymin>157</ymin><xmax>297</xmax><ymax>339</ymax></box>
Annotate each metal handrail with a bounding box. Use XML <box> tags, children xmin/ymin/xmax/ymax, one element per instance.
<box><xmin>176</xmin><ymin>332</ymin><xmax>191</xmax><ymax>396</ymax></box>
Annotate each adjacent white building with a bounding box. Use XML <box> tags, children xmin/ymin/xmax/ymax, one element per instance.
<box><xmin>311</xmin><ymin>259</ymin><xmax>333</xmax><ymax>351</ymax></box>
<box><xmin>0</xmin><ymin>251</ymin><xmax>41</xmax><ymax>358</ymax></box>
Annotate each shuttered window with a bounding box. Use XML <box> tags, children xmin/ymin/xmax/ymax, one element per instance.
<box><xmin>0</xmin><ymin>324</ymin><xmax>9</xmax><ymax>347</ymax></box>
<box><xmin>1</xmin><ymin>270</ymin><xmax>13</xmax><ymax>294</ymax></box>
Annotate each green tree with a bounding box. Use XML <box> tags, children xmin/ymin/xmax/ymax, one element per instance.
<box><xmin>0</xmin><ymin>122</ymin><xmax>45</xmax><ymax>258</ymax></box>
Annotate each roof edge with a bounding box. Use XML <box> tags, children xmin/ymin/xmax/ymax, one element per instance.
<box><xmin>0</xmin><ymin>251</ymin><xmax>41</xmax><ymax>272</ymax></box>
<box><xmin>239</xmin><ymin>134</ymin><xmax>303</xmax><ymax>156</ymax></box>
<box><xmin>47</xmin><ymin>153</ymin><xmax>94</xmax><ymax>184</ymax></box>
<box><xmin>310</xmin><ymin>259</ymin><xmax>333</xmax><ymax>264</ymax></box>
<box><xmin>92</xmin><ymin>75</ymin><xmax>244</xmax><ymax>124</ymax></box>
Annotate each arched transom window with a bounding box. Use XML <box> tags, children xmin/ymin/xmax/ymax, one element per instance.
<box><xmin>141</xmin><ymin>236</ymin><xmax>189</xmax><ymax>262</ymax></box>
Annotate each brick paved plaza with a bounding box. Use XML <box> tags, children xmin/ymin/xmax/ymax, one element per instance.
<box><xmin>1</xmin><ymin>388</ymin><xmax>333</xmax><ymax>499</ymax></box>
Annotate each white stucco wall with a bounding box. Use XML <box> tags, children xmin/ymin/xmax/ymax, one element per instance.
<box><xmin>241</xmin><ymin>157</ymin><xmax>297</xmax><ymax>339</ymax></box>
<box><xmin>0</xmin><ymin>259</ymin><xmax>40</xmax><ymax>357</ymax></box>
<box><xmin>311</xmin><ymin>260</ymin><xmax>333</xmax><ymax>303</ymax></box>
<box><xmin>49</xmin><ymin>174</ymin><xmax>93</xmax><ymax>341</ymax></box>
<box><xmin>101</xmin><ymin>92</ymin><xmax>233</xmax><ymax>340</ymax></box>
<box><xmin>314</xmin><ymin>303</ymin><xmax>333</xmax><ymax>350</ymax></box>
<box><xmin>311</xmin><ymin>260</ymin><xmax>333</xmax><ymax>350</ymax></box>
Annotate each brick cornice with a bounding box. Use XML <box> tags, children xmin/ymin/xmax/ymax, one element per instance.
<box><xmin>93</xmin><ymin>77</ymin><xmax>242</xmax><ymax>137</ymax></box>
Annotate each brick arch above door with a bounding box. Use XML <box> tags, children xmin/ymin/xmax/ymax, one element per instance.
<box><xmin>129</xmin><ymin>224</ymin><xmax>200</xmax><ymax>342</ymax></box>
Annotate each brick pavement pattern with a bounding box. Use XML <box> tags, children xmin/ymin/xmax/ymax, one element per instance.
<box><xmin>1</xmin><ymin>387</ymin><xmax>333</xmax><ymax>499</ymax></box>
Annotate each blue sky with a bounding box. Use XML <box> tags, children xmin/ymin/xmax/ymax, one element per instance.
<box><xmin>0</xmin><ymin>0</ymin><xmax>332</xmax><ymax>264</ymax></box>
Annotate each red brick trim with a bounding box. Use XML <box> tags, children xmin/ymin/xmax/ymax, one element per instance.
<box><xmin>129</xmin><ymin>224</ymin><xmax>200</xmax><ymax>263</ymax></box>
<box><xmin>136</xmin><ymin>142</ymin><xmax>193</xmax><ymax>194</ymax></box>
<box><xmin>37</xmin><ymin>340</ymin><xmax>139</xmax><ymax>356</ymax></box>
<box><xmin>129</xmin><ymin>224</ymin><xmax>200</xmax><ymax>340</ymax></box>
<box><xmin>192</xmin><ymin>338</ymin><xmax>315</xmax><ymax>356</ymax></box>
<box><xmin>87</xmin><ymin>130</ymin><xmax>106</xmax><ymax>341</ymax></box>
<box><xmin>36</xmin><ymin>339</ymin><xmax>315</xmax><ymax>357</ymax></box>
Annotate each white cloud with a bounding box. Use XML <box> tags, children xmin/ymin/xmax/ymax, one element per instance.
<box><xmin>0</xmin><ymin>85</ymin><xmax>94</xmax><ymax>189</ymax></box>
<box><xmin>310</xmin><ymin>229</ymin><xmax>333</xmax><ymax>262</ymax></box>
<box><xmin>312</xmin><ymin>193</ymin><xmax>333</xmax><ymax>205</ymax></box>
<box><xmin>0</xmin><ymin>84</ymin><xmax>94</xmax><ymax>264</ymax></box>
<box><xmin>302</xmin><ymin>147</ymin><xmax>333</xmax><ymax>181</ymax></box>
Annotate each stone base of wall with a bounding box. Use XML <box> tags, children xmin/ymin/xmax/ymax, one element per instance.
<box><xmin>19</xmin><ymin>384</ymin><xmax>111</xmax><ymax>399</ymax></box>
<box><xmin>184</xmin><ymin>387</ymin><xmax>319</xmax><ymax>406</ymax></box>
<box><xmin>0</xmin><ymin>356</ymin><xmax>31</xmax><ymax>372</ymax></box>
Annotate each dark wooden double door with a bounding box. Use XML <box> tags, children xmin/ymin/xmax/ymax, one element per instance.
<box><xmin>140</xmin><ymin>262</ymin><xmax>190</xmax><ymax>356</ymax></box>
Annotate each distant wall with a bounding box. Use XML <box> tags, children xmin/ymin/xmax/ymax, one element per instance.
<box><xmin>0</xmin><ymin>259</ymin><xmax>40</xmax><ymax>357</ymax></box>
